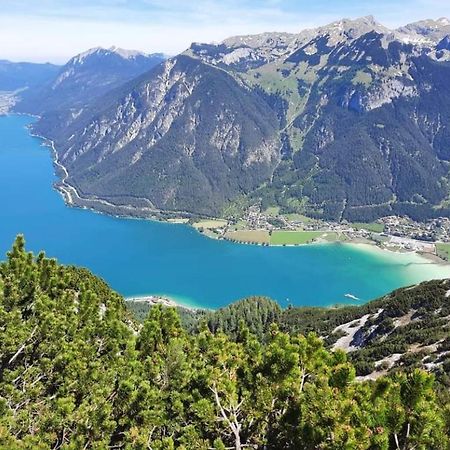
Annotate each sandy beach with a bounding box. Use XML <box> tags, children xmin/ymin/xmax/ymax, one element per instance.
<box><xmin>125</xmin><ymin>295</ymin><xmax>202</xmax><ymax>311</ymax></box>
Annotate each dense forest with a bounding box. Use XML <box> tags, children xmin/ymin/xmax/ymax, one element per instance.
<box><xmin>1</xmin><ymin>237</ymin><xmax>450</xmax><ymax>449</ymax></box>
<box><xmin>128</xmin><ymin>285</ymin><xmax>450</xmax><ymax>381</ymax></box>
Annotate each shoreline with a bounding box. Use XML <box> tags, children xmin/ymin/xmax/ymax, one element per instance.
<box><xmin>25</xmin><ymin>119</ymin><xmax>207</xmax><ymax>224</ymax></box>
<box><xmin>346</xmin><ymin>242</ymin><xmax>448</xmax><ymax>266</ymax></box>
<box><xmin>125</xmin><ymin>295</ymin><xmax>203</xmax><ymax>311</ymax></box>
<box><xmin>218</xmin><ymin>232</ymin><xmax>450</xmax><ymax>265</ymax></box>
<box><xmin>14</xmin><ymin>114</ymin><xmax>450</xmax><ymax>267</ymax></box>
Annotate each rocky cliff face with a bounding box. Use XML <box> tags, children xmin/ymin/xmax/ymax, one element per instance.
<box><xmin>20</xmin><ymin>17</ymin><xmax>450</xmax><ymax>220</ymax></box>
<box><xmin>38</xmin><ymin>56</ymin><xmax>280</xmax><ymax>215</ymax></box>
<box><xmin>281</xmin><ymin>278</ymin><xmax>450</xmax><ymax>379</ymax></box>
<box><xmin>195</xmin><ymin>16</ymin><xmax>450</xmax><ymax>221</ymax></box>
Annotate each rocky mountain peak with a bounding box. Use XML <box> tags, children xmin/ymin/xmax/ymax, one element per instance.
<box><xmin>107</xmin><ymin>46</ymin><xmax>148</xmax><ymax>59</ymax></box>
<box><xmin>71</xmin><ymin>47</ymin><xmax>104</xmax><ymax>64</ymax></box>
<box><xmin>222</xmin><ymin>32</ymin><xmax>298</xmax><ymax>50</ymax></box>
<box><xmin>437</xmin><ymin>34</ymin><xmax>450</xmax><ymax>51</ymax></box>
<box><xmin>324</xmin><ymin>15</ymin><xmax>383</xmax><ymax>31</ymax></box>
<box><xmin>187</xmin><ymin>16</ymin><xmax>392</xmax><ymax>70</ymax></box>
<box><xmin>16</xmin><ymin>46</ymin><xmax>166</xmax><ymax>116</ymax></box>
<box><xmin>396</xmin><ymin>18</ymin><xmax>450</xmax><ymax>44</ymax></box>
<box><xmin>314</xmin><ymin>15</ymin><xmax>388</xmax><ymax>43</ymax></box>
<box><xmin>69</xmin><ymin>46</ymin><xmax>153</xmax><ymax>66</ymax></box>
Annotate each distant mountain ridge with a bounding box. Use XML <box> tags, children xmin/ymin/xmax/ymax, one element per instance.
<box><xmin>0</xmin><ymin>60</ymin><xmax>60</xmax><ymax>91</ymax></box>
<box><xmin>15</xmin><ymin>17</ymin><xmax>450</xmax><ymax>221</ymax></box>
<box><xmin>15</xmin><ymin>47</ymin><xmax>166</xmax><ymax>115</ymax></box>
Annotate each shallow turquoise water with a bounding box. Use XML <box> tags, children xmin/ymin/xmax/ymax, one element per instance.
<box><xmin>1</xmin><ymin>114</ymin><xmax>450</xmax><ymax>309</ymax></box>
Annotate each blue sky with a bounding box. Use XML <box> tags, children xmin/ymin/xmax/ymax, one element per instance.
<box><xmin>1</xmin><ymin>0</ymin><xmax>450</xmax><ymax>63</ymax></box>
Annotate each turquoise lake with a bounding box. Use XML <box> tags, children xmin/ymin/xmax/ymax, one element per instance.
<box><xmin>1</xmin><ymin>114</ymin><xmax>450</xmax><ymax>309</ymax></box>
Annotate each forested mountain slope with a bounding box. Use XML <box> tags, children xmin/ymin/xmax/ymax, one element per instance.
<box><xmin>128</xmin><ymin>279</ymin><xmax>450</xmax><ymax>382</ymax></box>
<box><xmin>23</xmin><ymin>16</ymin><xmax>450</xmax><ymax>221</ymax></box>
<box><xmin>34</xmin><ymin>56</ymin><xmax>280</xmax><ymax>215</ymax></box>
<box><xmin>189</xmin><ymin>16</ymin><xmax>450</xmax><ymax>221</ymax></box>
<box><xmin>280</xmin><ymin>279</ymin><xmax>450</xmax><ymax>379</ymax></box>
<box><xmin>1</xmin><ymin>236</ymin><xmax>450</xmax><ymax>449</ymax></box>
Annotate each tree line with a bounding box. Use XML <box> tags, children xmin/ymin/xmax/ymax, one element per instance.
<box><xmin>1</xmin><ymin>236</ymin><xmax>449</xmax><ymax>449</ymax></box>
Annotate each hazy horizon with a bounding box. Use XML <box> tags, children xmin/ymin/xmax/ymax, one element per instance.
<box><xmin>1</xmin><ymin>0</ymin><xmax>450</xmax><ymax>64</ymax></box>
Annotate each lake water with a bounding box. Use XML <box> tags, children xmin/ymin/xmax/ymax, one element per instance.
<box><xmin>1</xmin><ymin>114</ymin><xmax>450</xmax><ymax>309</ymax></box>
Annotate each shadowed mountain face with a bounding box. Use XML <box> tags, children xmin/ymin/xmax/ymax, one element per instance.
<box><xmin>17</xmin><ymin>17</ymin><xmax>450</xmax><ymax>220</ymax></box>
<box><xmin>0</xmin><ymin>60</ymin><xmax>60</xmax><ymax>91</ymax></box>
<box><xmin>35</xmin><ymin>56</ymin><xmax>281</xmax><ymax>215</ymax></box>
<box><xmin>15</xmin><ymin>47</ymin><xmax>166</xmax><ymax>115</ymax></box>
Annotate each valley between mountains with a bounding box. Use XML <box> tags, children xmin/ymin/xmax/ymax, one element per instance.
<box><xmin>9</xmin><ymin>16</ymin><xmax>450</xmax><ymax>228</ymax></box>
<box><xmin>3</xmin><ymin>10</ymin><xmax>450</xmax><ymax>448</ymax></box>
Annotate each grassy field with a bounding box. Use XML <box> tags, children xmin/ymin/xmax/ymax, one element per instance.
<box><xmin>436</xmin><ymin>243</ymin><xmax>450</xmax><ymax>261</ymax></box>
<box><xmin>192</xmin><ymin>220</ymin><xmax>227</xmax><ymax>229</ymax></box>
<box><xmin>283</xmin><ymin>213</ymin><xmax>314</xmax><ymax>223</ymax></box>
<box><xmin>350</xmin><ymin>222</ymin><xmax>384</xmax><ymax>233</ymax></box>
<box><xmin>225</xmin><ymin>230</ymin><xmax>270</xmax><ymax>245</ymax></box>
<box><xmin>352</xmin><ymin>70</ymin><xmax>372</xmax><ymax>87</ymax></box>
<box><xmin>264</xmin><ymin>206</ymin><xmax>281</xmax><ymax>216</ymax></box>
<box><xmin>228</xmin><ymin>220</ymin><xmax>248</xmax><ymax>231</ymax></box>
<box><xmin>270</xmin><ymin>231</ymin><xmax>324</xmax><ymax>245</ymax></box>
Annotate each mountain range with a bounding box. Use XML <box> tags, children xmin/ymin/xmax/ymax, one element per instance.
<box><xmin>11</xmin><ymin>16</ymin><xmax>450</xmax><ymax>221</ymax></box>
<box><xmin>15</xmin><ymin>47</ymin><xmax>166</xmax><ymax>117</ymax></box>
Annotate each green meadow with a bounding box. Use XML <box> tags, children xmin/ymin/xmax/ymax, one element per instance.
<box><xmin>270</xmin><ymin>231</ymin><xmax>324</xmax><ymax>245</ymax></box>
<box><xmin>436</xmin><ymin>243</ymin><xmax>450</xmax><ymax>261</ymax></box>
<box><xmin>350</xmin><ymin>222</ymin><xmax>384</xmax><ymax>233</ymax></box>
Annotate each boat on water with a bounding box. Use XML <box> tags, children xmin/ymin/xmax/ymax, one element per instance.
<box><xmin>345</xmin><ymin>293</ymin><xmax>360</xmax><ymax>301</ymax></box>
